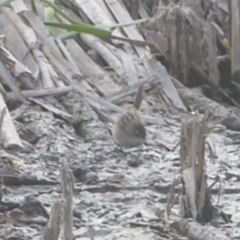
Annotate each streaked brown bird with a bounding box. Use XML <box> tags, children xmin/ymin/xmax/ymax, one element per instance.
<box><xmin>112</xmin><ymin>84</ymin><xmax>146</xmax><ymax>148</ymax></box>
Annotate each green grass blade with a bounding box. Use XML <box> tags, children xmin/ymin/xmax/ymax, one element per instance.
<box><xmin>100</xmin><ymin>18</ymin><xmax>148</xmax><ymax>30</ymax></box>
<box><xmin>0</xmin><ymin>0</ymin><xmax>16</xmax><ymax>8</ymax></box>
<box><xmin>44</xmin><ymin>22</ymin><xmax>112</xmax><ymax>38</ymax></box>
<box><xmin>40</xmin><ymin>0</ymin><xmax>78</xmax><ymax>24</ymax></box>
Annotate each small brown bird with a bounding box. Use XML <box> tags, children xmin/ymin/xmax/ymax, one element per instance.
<box><xmin>112</xmin><ymin>84</ymin><xmax>146</xmax><ymax>148</ymax></box>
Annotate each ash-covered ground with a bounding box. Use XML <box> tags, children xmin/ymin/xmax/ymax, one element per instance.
<box><xmin>1</xmin><ymin>92</ymin><xmax>240</xmax><ymax>240</ymax></box>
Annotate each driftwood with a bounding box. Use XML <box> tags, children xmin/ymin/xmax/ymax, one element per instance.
<box><xmin>28</xmin><ymin>97</ymin><xmax>75</xmax><ymax>124</ymax></box>
<box><xmin>7</xmin><ymin>76</ymin><xmax>157</xmax><ymax>106</ymax></box>
<box><xmin>104</xmin><ymin>75</ymin><xmax>159</xmax><ymax>104</ymax></box>
<box><xmin>0</xmin><ymin>37</ymin><xmax>29</xmax><ymax>105</ymax></box>
<box><xmin>177</xmin><ymin>86</ymin><xmax>240</xmax><ymax>131</ymax></box>
<box><xmin>6</xmin><ymin>82</ymin><xmax>168</xmax><ymax>128</ymax></box>
<box><xmin>167</xmin><ymin>113</ymin><xmax>231</xmax><ymax>239</ymax></box>
<box><xmin>73</xmin><ymin>85</ymin><xmax>168</xmax><ymax>126</ymax></box>
<box><xmin>0</xmin><ymin>96</ymin><xmax>23</xmax><ymax>149</ymax></box>
<box><xmin>0</xmin><ymin>10</ymin><xmax>37</xmax><ymax>82</ymax></box>
<box><xmin>44</xmin><ymin>200</ymin><xmax>62</xmax><ymax>240</ymax></box>
<box><xmin>60</xmin><ymin>160</ymin><xmax>74</xmax><ymax>240</ymax></box>
<box><xmin>230</xmin><ymin>0</ymin><xmax>240</xmax><ymax>82</ymax></box>
<box><xmin>0</xmin><ymin>107</ymin><xmax>7</xmax><ymax>146</ymax></box>
<box><xmin>179</xmin><ymin>112</ymin><xmax>211</xmax><ymax>222</ymax></box>
<box><xmin>7</xmin><ymin>83</ymin><xmax>168</xmax><ymax>127</ymax></box>
<box><xmin>172</xmin><ymin>218</ymin><xmax>230</xmax><ymax>240</ymax></box>
<box><xmin>0</xmin><ymin>0</ymin><xmax>238</xmax><ymax>239</ymax></box>
<box><xmin>7</xmin><ymin>86</ymin><xmax>72</xmax><ymax>102</ymax></box>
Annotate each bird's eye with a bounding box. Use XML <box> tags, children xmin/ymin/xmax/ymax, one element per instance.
<box><xmin>134</xmin><ymin>131</ymin><xmax>141</xmax><ymax>137</ymax></box>
<box><xmin>134</xmin><ymin>129</ymin><xmax>145</xmax><ymax>138</ymax></box>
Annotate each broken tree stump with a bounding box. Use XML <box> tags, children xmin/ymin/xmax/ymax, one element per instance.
<box><xmin>172</xmin><ymin>218</ymin><xmax>230</xmax><ymax>240</ymax></box>
<box><xmin>43</xmin><ymin>200</ymin><xmax>62</xmax><ymax>240</ymax></box>
<box><xmin>168</xmin><ymin>113</ymin><xmax>231</xmax><ymax>240</ymax></box>
<box><xmin>179</xmin><ymin>112</ymin><xmax>212</xmax><ymax>223</ymax></box>
<box><xmin>61</xmin><ymin>160</ymin><xmax>75</xmax><ymax>240</ymax></box>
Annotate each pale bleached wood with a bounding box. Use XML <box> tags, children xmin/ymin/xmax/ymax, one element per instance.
<box><xmin>74</xmin><ymin>0</ymin><xmax>142</xmax><ymax>83</ymax></box>
<box><xmin>147</xmin><ymin>58</ymin><xmax>187</xmax><ymax>111</ymax></box>
<box><xmin>205</xmin><ymin>23</ymin><xmax>219</xmax><ymax>90</ymax></box>
<box><xmin>0</xmin><ymin>94</ymin><xmax>23</xmax><ymax>149</ymax></box>
<box><xmin>59</xmin><ymin>9</ymin><xmax>125</xmax><ymax>78</ymax></box>
<box><xmin>55</xmin><ymin>38</ymin><xmax>82</xmax><ymax>83</ymax></box>
<box><xmin>29</xmin><ymin>97</ymin><xmax>75</xmax><ymax>124</ymax></box>
<box><xmin>0</xmin><ymin>107</ymin><xmax>7</xmax><ymax>146</ymax></box>
<box><xmin>122</xmin><ymin>0</ymin><xmax>139</xmax><ymax>19</ymax></box>
<box><xmin>230</xmin><ymin>0</ymin><xmax>240</xmax><ymax>81</ymax></box>
<box><xmin>0</xmin><ymin>7</ymin><xmax>38</xmax><ymax>83</ymax></box>
<box><xmin>104</xmin><ymin>0</ymin><xmax>154</xmax><ymax>77</ymax></box>
<box><xmin>173</xmin><ymin>218</ymin><xmax>231</xmax><ymax>240</ymax></box>
<box><xmin>55</xmin><ymin>7</ymin><xmax>122</xmax><ymax>95</ymax></box>
<box><xmin>74</xmin><ymin>85</ymin><xmax>167</xmax><ymax>126</ymax></box>
<box><xmin>10</xmin><ymin>0</ymin><xmax>28</xmax><ymax>13</ymax></box>
<box><xmin>182</xmin><ymin>0</ymin><xmax>204</xmax><ymax>18</ymax></box>
<box><xmin>80</xmin><ymin>34</ymin><xmax>124</xmax><ymax>76</ymax></box>
<box><xmin>104</xmin><ymin>0</ymin><xmax>147</xmax><ymax>57</ymax></box>
<box><xmin>22</xmin><ymin>12</ymin><xmax>77</xmax><ymax>85</ymax></box>
<box><xmin>5</xmin><ymin>6</ymin><xmax>55</xmax><ymax>89</ymax></box>
<box><xmin>6</xmin><ymin>82</ymin><xmax>165</xmax><ymax>126</ymax></box>
<box><xmin>0</xmin><ymin>56</ymin><xmax>28</xmax><ymax>105</ymax></box>
<box><xmin>7</xmin><ymin>86</ymin><xmax>72</xmax><ymax>102</ymax></box>
<box><xmin>61</xmin><ymin>160</ymin><xmax>74</xmax><ymax>240</ymax></box>
<box><xmin>177</xmin><ymin>86</ymin><xmax>240</xmax><ymax>128</ymax></box>
<box><xmin>182</xmin><ymin>168</ymin><xmax>197</xmax><ymax>219</ymax></box>
<box><xmin>104</xmin><ymin>75</ymin><xmax>159</xmax><ymax>104</ymax></box>
<box><xmin>72</xmin><ymin>0</ymin><xmax>184</xmax><ymax>114</ymax></box>
<box><xmin>179</xmin><ymin>113</ymin><xmax>210</xmax><ymax>223</ymax></box>
<box><xmin>44</xmin><ymin>200</ymin><xmax>62</xmax><ymax>240</ymax></box>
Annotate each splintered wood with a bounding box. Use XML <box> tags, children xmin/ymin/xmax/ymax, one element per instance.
<box><xmin>167</xmin><ymin>113</ymin><xmax>231</xmax><ymax>240</ymax></box>
<box><xmin>44</xmin><ymin>200</ymin><xmax>62</xmax><ymax>240</ymax></box>
<box><xmin>179</xmin><ymin>113</ymin><xmax>211</xmax><ymax>223</ymax></box>
<box><xmin>43</xmin><ymin>161</ymin><xmax>75</xmax><ymax>240</ymax></box>
<box><xmin>173</xmin><ymin>219</ymin><xmax>230</xmax><ymax>240</ymax></box>
<box><xmin>61</xmin><ymin>160</ymin><xmax>74</xmax><ymax>240</ymax></box>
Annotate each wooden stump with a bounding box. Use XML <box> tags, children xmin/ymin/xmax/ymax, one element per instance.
<box><xmin>179</xmin><ymin>112</ymin><xmax>212</xmax><ymax>223</ymax></box>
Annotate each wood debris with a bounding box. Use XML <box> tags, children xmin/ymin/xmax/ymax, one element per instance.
<box><xmin>0</xmin><ymin>0</ymin><xmax>239</xmax><ymax>239</ymax></box>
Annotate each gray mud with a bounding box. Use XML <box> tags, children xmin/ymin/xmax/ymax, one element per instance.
<box><xmin>1</xmin><ymin>94</ymin><xmax>240</xmax><ymax>240</ymax></box>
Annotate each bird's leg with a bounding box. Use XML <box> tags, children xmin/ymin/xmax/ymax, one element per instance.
<box><xmin>114</xmin><ymin>145</ymin><xmax>126</xmax><ymax>154</ymax></box>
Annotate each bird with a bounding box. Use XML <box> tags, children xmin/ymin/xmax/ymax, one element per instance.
<box><xmin>112</xmin><ymin>84</ymin><xmax>146</xmax><ymax>148</ymax></box>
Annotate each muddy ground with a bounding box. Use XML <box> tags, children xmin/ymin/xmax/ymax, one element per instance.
<box><xmin>1</xmin><ymin>90</ymin><xmax>240</xmax><ymax>240</ymax></box>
